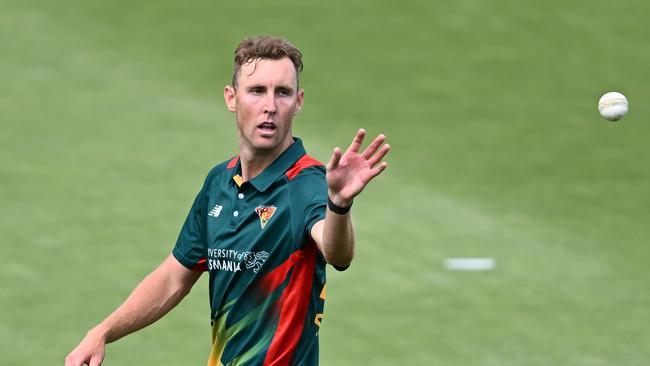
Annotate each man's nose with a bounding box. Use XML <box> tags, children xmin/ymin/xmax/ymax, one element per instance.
<box><xmin>263</xmin><ymin>93</ymin><xmax>277</xmax><ymax>114</ymax></box>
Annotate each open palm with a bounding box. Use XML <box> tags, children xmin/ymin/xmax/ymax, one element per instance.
<box><xmin>326</xmin><ymin>129</ymin><xmax>390</xmax><ymax>206</ymax></box>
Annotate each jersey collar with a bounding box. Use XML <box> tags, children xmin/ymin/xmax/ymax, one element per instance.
<box><xmin>233</xmin><ymin>137</ymin><xmax>307</xmax><ymax>192</ymax></box>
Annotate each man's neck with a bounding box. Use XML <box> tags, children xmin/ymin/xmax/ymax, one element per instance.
<box><xmin>239</xmin><ymin>139</ymin><xmax>294</xmax><ymax>182</ymax></box>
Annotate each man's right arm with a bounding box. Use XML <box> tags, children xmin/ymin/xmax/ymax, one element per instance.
<box><xmin>65</xmin><ymin>254</ymin><xmax>202</xmax><ymax>366</ymax></box>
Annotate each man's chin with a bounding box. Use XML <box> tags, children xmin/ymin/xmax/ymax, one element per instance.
<box><xmin>241</xmin><ymin>133</ymin><xmax>292</xmax><ymax>154</ymax></box>
<box><xmin>251</xmin><ymin>139</ymin><xmax>281</xmax><ymax>152</ymax></box>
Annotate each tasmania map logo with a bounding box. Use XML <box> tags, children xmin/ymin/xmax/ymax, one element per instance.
<box><xmin>255</xmin><ymin>205</ymin><xmax>277</xmax><ymax>229</ymax></box>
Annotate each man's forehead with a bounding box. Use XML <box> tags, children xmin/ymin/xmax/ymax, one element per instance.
<box><xmin>237</xmin><ymin>57</ymin><xmax>298</xmax><ymax>86</ymax></box>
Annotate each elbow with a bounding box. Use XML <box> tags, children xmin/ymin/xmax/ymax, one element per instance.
<box><xmin>323</xmin><ymin>251</ymin><xmax>354</xmax><ymax>271</ymax></box>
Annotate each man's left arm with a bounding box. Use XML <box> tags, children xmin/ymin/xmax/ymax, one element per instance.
<box><xmin>311</xmin><ymin>129</ymin><xmax>390</xmax><ymax>268</ymax></box>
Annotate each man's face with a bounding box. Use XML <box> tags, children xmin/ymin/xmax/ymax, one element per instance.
<box><xmin>224</xmin><ymin>57</ymin><xmax>304</xmax><ymax>155</ymax></box>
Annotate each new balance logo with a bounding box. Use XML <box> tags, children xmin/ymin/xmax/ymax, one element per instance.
<box><xmin>208</xmin><ymin>204</ymin><xmax>223</xmax><ymax>218</ymax></box>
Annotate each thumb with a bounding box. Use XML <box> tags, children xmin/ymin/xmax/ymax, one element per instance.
<box><xmin>327</xmin><ymin>147</ymin><xmax>342</xmax><ymax>171</ymax></box>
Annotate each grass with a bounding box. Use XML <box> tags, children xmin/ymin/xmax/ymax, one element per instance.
<box><xmin>1</xmin><ymin>0</ymin><xmax>649</xmax><ymax>365</ymax></box>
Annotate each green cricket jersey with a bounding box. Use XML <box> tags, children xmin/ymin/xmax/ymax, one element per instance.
<box><xmin>172</xmin><ymin>138</ymin><xmax>331</xmax><ymax>366</ymax></box>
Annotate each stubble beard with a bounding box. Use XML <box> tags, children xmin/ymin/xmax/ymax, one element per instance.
<box><xmin>239</xmin><ymin>126</ymin><xmax>293</xmax><ymax>160</ymax></box>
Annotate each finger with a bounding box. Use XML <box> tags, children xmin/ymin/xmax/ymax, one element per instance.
<box><xmin>89</xmin><ymin>353</ymin><xmax>104</xmax><ymax>366</ymax></box>
<box><xmin>367</xmin><ymin>143</ymin><xmax>390</xmax><ymax>167</ymax></box>
<box><xmin>361</xmin><ymin>134</ymin><xmax>386</xmax><ymax>160</ymax></box>
<box><xmin>64</xmin><ymin>354</ymin><xmax>82</xmax><ymax>366</ymax></box>
<box><xmin>65</xmin><ymin>358</ymin><xmax>84</xmax><ymax>366</ymax></box>
<box><xmin>64</xmin><ymin>356</ymin><xmax>75</xmax><ymax>366</ymax></box>
<box><xmin>367</xmin><ymin>161</ymin><xmax>388</xmax><ymax>181</ymax></box>
<box><xmin>346</xmin><ymin>128</ymin><xmax>366</xmax><ymax>154</ymax></box>
<box><xmin>327</xmin><ymin>147</ymin><xmax>342</xmax><ymax>171</ymax></box>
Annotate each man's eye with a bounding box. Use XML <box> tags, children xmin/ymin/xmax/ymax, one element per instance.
<box><xmin>250</xmin><ymin>87</ymin><xmax>263</xmax><ymax>94</ymax></box>
<box><xmin>278</xmin><ymin>89</ymin><xmax>291</xmax><ymax>96</ymax></box>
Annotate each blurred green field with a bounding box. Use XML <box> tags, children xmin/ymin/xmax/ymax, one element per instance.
<box><xmin>2</xmin><ymin>0</ymin><xmax>649</xmax><ymax>365</ymax></box>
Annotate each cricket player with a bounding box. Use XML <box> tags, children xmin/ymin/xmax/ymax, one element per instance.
<box><xmin>65</xmin><ymin>35</ymin><xmax>389</xmax><ymax>366</ymax></box>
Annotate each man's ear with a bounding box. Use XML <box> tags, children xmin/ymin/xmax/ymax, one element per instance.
<box><xmin>295</xmin><ymin>88</ymin><xmax>304</xmax><ymax>115</ymax></box>
<box><xmin>224</xmin><ymin>85</ymin><xmax>237</xmax><ymax>112</ymax></box>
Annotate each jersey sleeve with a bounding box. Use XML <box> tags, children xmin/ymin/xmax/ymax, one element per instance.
<box><xmin>172</xmin><ymin>177</ymin><xmax>209</xmax><ymax>270</ymax></box>
<box><xmin>288</xmin><ymin>166</ymin><xmax>327</xmax><ymax>246</ymax></box>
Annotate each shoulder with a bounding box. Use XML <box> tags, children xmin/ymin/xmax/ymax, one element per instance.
<box><xmin>286</xmin><ymin>158</ymin><xmax>327</xmax><ymax>201</ymax></box>
<box><xmin>286</xmin><ymin>154</ymin><xmax>325</xmax><ymax>182</ymax></box>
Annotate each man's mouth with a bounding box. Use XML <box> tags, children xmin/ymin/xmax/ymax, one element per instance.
<box><xmin>257</xmin><ymin>122</ymin><xmax>277</xmax><ymax>132</ymax></box>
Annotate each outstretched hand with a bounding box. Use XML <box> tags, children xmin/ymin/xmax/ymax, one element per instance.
<box><xmin>65</xmin><ymin>330</ymin><xmax>106</xmax><ymax>366</ymax></box>
<box><xmin>326</xmin><ymin>129</ymin><xmax>390</xmax><ymax>206</ymax></box>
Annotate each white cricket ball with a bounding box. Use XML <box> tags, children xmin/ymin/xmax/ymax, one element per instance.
<box><xmin>598</xmin><ymin>91</ymin><xmax>628</xmax><ymax>121</ymax></box>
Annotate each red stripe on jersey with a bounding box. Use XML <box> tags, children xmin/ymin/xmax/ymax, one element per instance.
<box><xmin>227</xmin><ymin>156</ymin><xmax>240</xmax><ymax>169</ymax></box>
<box><xmin>285</xmin><ymin>155</ymin><xmax>323</xmax><ymax>180</ymax></box>
<box><xmin>192</xmin><ymin>258</ymin><xmax>208</xmax><ymax>272</ymax></box>
<box><xmin>257</xmin><ymin>250</ymin><xmax>304</xmax><ymax>295</ymax></box>
<box><xmin>263</xmin><ymin>243</ymin><xmax>317</xmax><ymax>366</ymax></box>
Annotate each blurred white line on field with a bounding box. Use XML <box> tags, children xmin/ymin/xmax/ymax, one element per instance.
<box><xmin>444</xmin><ymin>258</ymin><xmax>496</xmax><ymax>271</ymax></box>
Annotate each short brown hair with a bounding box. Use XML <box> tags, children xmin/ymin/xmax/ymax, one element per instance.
<box><xmin>231</xmin><ymin>36</ymin><xmax>304</xmax><ymax>88</ymax></box>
